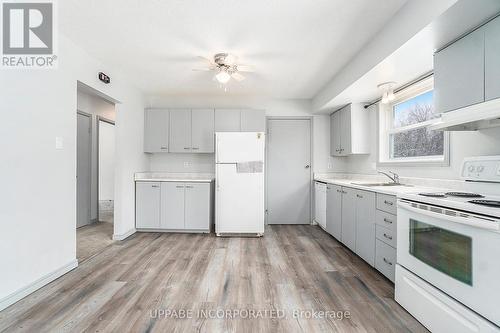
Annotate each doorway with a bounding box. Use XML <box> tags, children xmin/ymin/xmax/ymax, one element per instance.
<box><xmin>76</xmin><ymin>86</ymin><xmax>116</xmax><ymax>262</ymax></box>
<box><xmin>266</xmin><ymin>118</ymin><xmax>312</xmax><ymax>224</ymax></box>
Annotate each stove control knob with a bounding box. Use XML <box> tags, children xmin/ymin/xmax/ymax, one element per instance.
<box><xmin>468</xmin><ymin>165</ymin><xmax>475</xmax><ymax>173</ymax></box>
<box><xmin>477</xmin><ymin>166</ymin><xmax>485</xmax><ymax>173</ymax></box>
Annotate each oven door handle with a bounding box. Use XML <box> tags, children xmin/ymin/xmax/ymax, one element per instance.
<box><xmin>398</xmin><ymin>200</ymin><xmax>500</xmax><ymax>231</ymax></box>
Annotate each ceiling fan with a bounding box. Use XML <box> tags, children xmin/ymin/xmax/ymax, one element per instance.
<box><xmin>193</xmin><ymin>53</ymin><xmax>254</xmax><ymax>84</ymax></box>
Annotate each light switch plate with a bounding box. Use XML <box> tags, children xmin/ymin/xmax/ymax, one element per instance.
<box><xmin>55</xmin><ymin>137</ymin><xmax>64</xmax><ymax>150</ymax></box>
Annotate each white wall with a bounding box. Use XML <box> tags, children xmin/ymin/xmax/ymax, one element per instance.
<box><xmin>340</xmin><ymin>105</ymin><xmax>500</xmax><ymax>180</ymax></box>
<box><xmin>77</xmin><ymin>91</ymin><xmax>116</xmax><ymax>220</ymax></box>
<box><xmin>0</xmin><ymin>34</ymin><xmax>148</xmax><ymax>310</ymax></box>
<box><xmin>99</xmin><ymin>121</ymin><xmax>115</xmax><ymax>201</ymax></box>
<box><xmin>146</xmin><ymin>96</ymin><xmax>334</xmax><ymax>174</ymax></box>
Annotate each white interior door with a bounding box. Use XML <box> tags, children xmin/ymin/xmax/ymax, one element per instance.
<box><xmin>267</xmin><ymin>119</ymin><xmax>311</xmax><ymax>224</ymax></box>
<box><xmin>77</xmin><ymin>112</ymin><xmax>92</xmax><ymax>228</ymax></box>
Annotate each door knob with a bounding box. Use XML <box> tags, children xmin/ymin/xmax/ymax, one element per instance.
<box><xmin>305</xmin><ymin>165</ymin><xmax>310</xmax><ymax>169</ymax></box>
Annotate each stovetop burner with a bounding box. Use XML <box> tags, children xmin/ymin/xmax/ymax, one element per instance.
<box><xmin>419</xmin><ymin>193</ymin><xmax>447</xmax><ymax>198</ymax></box>
<box><xmin>445</xmin><ymin>192</ymin><xmax>484</xmax><ymax>198</ymax></box>
<box><xmin>469</xmin><ymin>200</ymin><xmax>500</xmax><ymax>208</ymax></box>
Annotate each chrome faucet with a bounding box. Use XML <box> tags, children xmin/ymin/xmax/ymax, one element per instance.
<box><xmin>378</xmin><ymin>171</ymin><xmax>400</xmax><ymax>184</ymax></box>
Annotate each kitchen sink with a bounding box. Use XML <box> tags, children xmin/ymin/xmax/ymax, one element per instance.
<box><xmin>351</xmin><ymin>182</ymin><xmax>413</xmax><ymax>187</ymax></box>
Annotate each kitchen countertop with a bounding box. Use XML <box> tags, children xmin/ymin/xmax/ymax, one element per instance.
<box><xmin>135</xmin><ymin>172</ymin><xmax>215</xmax><ymax>183</ymax></box>
<box><xmin>314</xmin><ymin>175</ymin><xmax>439</xmax><ymax>196</ymax></box>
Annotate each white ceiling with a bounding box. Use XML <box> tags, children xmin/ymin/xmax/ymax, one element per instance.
<box><xmin>60</xmin><ymin>0</ymin><xmax>408</xmax><ymax>98</ymax></box>
<box><xmin>315</xmin><ymin>0</ymin><xmax>500</xmax><ymax>113</ymax></box>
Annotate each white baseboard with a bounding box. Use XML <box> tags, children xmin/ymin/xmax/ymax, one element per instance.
<box><xmin>113</xmin><ymin>228</ymin><xmax>136</xmax><ymax>241</ymax></box>
<box><xmin>0</xmin><ymin>259</ymin><xmax>78</xmax><ymax>311</ymax></box>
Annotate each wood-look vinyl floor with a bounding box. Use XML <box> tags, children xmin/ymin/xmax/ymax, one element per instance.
<box><xmin>77</xmin><ymin>215</ymin><xmax>114</xmax><ymax>262</ymax></box>
<box><xmin>0</xmin><ymin>225</ymin><xmax>427</xmax><ymax>333</ymax></box>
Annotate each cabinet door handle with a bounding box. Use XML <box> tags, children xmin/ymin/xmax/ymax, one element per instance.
<box><xmin>384</xmin><ymin>200</ymin><xmax>394</xmax><ymax>206</ymax></box>
<box><xmin>184</xmin><ymin>147</ymin><xmax>190</xmax><ymax>150</ymax></box>
<box><xmin>383</xmin><ymin>233</ymin><xmax>393</xmax><ymax>240</ymax></box>
<box><xmin>356</xmin><ymin>194</ymin><xmax>363</xmax><ymax>198</ymax></box>
<box><xmin>326</xmin><ymin>187</ymin><xmax>331</xmax><ymax>190</ymax></box>
<box><xmin>192</xmin><ymin>147</ymin><xmax>199</xmax><ymax>150</ymax></box>
<box><xmin>185</xmin><ymin>185</ymin><xmax>194</xmax><ymax>188</ymax></box>
<box><xmin>151</xmin><ymin>185</ymin><xmax>159</xmax><ymax>188</ymax></box>
<box><xmin>383</xmin><ymin>258</ymin><xmax>393</xmax><ymax>266</ymax></box>
<box><xmin>336</xmin><ymin>189</ymin><xmax>342</xmax><ymax>193</ymax></box>
<box><xmin>160</xmin><ymin>146</ymin><xmax>168</xmax><ymax>150</ymax></box>
<box><xmin>176</xmin><ymin>185</ymin><xmax>184</xmax><ymax>188</ymax></box>
<box><xmin>383</xmin><ymin>218</ymin><xmax>393</xmax><ymax>224</ymax></box>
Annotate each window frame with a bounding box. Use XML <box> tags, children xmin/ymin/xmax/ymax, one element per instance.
<box><xmin>377</xmin><ymin>77</ymin><xmax>450</xmax><ymax>167</ymax></box>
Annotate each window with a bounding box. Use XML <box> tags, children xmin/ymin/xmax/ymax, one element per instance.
<box><xmin>379</xmin><ymin>77</ymin><xmax>449</xmax><ymax>166</ymax></box>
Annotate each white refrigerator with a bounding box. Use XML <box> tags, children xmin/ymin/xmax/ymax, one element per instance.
<box><xmin>215</xmin><ymin>132</ymin><xmax>265</xmax><ymax>236</ymax></box>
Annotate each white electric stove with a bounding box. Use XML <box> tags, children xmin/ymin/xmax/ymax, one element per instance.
<box><xmin>395</xmin><ymin>156</ymin><xmax>500</xmax><ymax>333</ymax></box>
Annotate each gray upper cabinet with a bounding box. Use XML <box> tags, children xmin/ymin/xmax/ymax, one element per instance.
<box><xmin>485</xmin><ymin>16</ymin><xmax>500</xmax><ymax>101</ymax></box>
<box><xmin>354</xmin><ymin>189</ymin><xmax>376</xmax><ymax>266</ymax></box>
<box><xmin>136</xmin><ymin>182</ymin><xmax>161</xmax><ymax>229</ymax></box>
<box><xmin>330</xmin><ymin>104</ymin><xmax>369</xmax><ymax>157</ymax></box>
<box><xmin>434</xmin><ymin>27</ymin><xmax>485</xmax><ymax>113</ymax></box>
<box><xmin>144</xmin><ymin>109</ymin><xmax>169</xmax><ymax>153</ymax></box>
<box><xmin>340</xmin><ymin>106</ymin><xmax>352</xmax><ymax>155</ymax></box>
<box><xmin>330</xmin><ymin>111</ymin><xmax>341</xmax><ymax>156</ymax></box>
<box><xmin>192</xmin><ymin>109</ymin><xmax>215</xmax><ymax>153</ymax></box>
<box><xmin>169</xmin><ymin>109</ymin><xmax>192</xmax><ymax>153</ymax></box>
<box><xmin>215</xmin><ymin>109</ymin><xmax>241</xmax><ymax>132</ymax></box>
<box><xmin>241</xmin><ymin>109</ymin><xmax>266</xmax><ymax>132</ymax></box>
<box><xmin>184</xmin><ymin>183</ymin><xmax>211</xmax><ymax>230</ymax></box>
<box><xmin>160</xmin><ymin>182</ymin><xmax>185</xmax><ymax>229</ymax></box>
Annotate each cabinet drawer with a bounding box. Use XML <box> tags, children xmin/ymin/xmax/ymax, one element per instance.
<box><xmin>376</xmin><ymin>225</ymin><xmax>396</xmax><ymax>248</ymax></box>
<box><xmin>375</xmin><ymin>240</ymin><xmax>396</xmax><ymax>282</ymax></box>
<box><xmin>375</xmin><ymin>210</ymin><xmax>396</xmax><ymax>232</ymax></box>
<box><xmin>376</xmin><ymin>194</ymin><xmax>397</xmax><ymax>215</ymax></box>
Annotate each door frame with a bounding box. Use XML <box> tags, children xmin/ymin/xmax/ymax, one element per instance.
<box><xmin>96</xmin><ymin>116</ymin><xmax>115</xmax><ymax>223</ymax></box>
<box><xmin>76</xmin><ymin>110</ymin><xmax>93</xmax><ymax>228</ymax></box>
<box><xmin>265</xmin><ymin>116</ymin><xmax>314</xmax><ymax>225</ymax></box>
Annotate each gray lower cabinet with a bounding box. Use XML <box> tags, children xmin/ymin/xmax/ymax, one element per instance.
<box><xmin>215</xmin><ymin>109</ymin><xmax>241</xmax><ymax>132</ymax></box>
<box><xmin>135</xmin><ymin>182</ymin><xmax>161</xmax><ymax>229</ymax></box>
<box><xmin>241</xmin><ymin>109</ymin><xmax>266</xmax><ymax>132</ymax></box>
<box><xmin>326</xmin><ymin>184</ymin><xmax>342</xmax><ymax>240</ymax></box>
<box><xmin>144</xmin><ymin>109</ymin><xmax>169</xmax><ymax>153</ymax></box>
<box><xmin>323</xmin><ymin>184</ymin><xmax>394</xmax><ymax>278</ymax></box>
<box><xmin>434</xmin><ymin>27</ymin><xmax>485</xmax><ymax>113</ymax></box>
<box><xmin>160</xmin><ymin>182</ymin><xmax>185</xmax><ymax>229</ymax></box>
<box><xmin>169</xmin><ymin>109</ymin><xmax>192</xmax><ymax>153</ymax></box>
<box><xmin>136</xmin><ymin>181</ymin><xmax>211</xmax><ymax>232</ymax></box>
<box><xmin>354</xmin><ymin>190</ymin><xmax>376</xmax><ymax>266</ymax></box>
<box><xmin>341</xmin><ymin>187</ymin><xmax>356</xmax><ymax>252</ymax></box>
<box><xmin>375</xmin><ymin>239</ymin><xmax>396</xmax><ymax>282</ymax></box>
<box><xmin>485</xmin><ymin>16</ymin><xmax>500</xmax><ymax>101</ymax></box>
<box><xmin>185</xmin><ymin>183</ymin><xmax>211</xmax><ymax>230</ymax></box>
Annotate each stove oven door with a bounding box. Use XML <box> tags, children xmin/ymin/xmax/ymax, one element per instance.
<box><xmin>397</xmin><ymin>199</ymin><xmax>500</xmax><ymax>327</ymax></box>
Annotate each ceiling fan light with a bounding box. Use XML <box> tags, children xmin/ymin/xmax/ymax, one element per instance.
<box><xmin>381</xmin><ymin>91</ymin><xmax>390</xmax><ymax>104</ymax></box>
<box><xmin>215</xmin><ymin>70</ymin><xmax>231</xmax><ymax>84</ymax></box>
<box><xmin>387</xmin><ymin>90</ymin><xmax>395</xmax><ymax>102</ymax></box>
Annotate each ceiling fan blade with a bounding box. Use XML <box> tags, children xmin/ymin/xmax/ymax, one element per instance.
<box><xmin>231</xmin><ymin>72</ymin><xmax>245</xmax><ymax>82</ymax></box>
<box><xmin>235</xmin><ymin>65</ymin><xmax>255</xmax><ymax>72</ymax></box>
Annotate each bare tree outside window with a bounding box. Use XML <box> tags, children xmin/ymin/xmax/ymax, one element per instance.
<box><xmin>389</xmin><ymin>90</ymin><xmax>444</xmax><ymax>159</ymax></box>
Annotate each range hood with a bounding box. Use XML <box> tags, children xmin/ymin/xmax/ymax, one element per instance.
<box><xmin>430</xmin><ymin>98</ymin><xmax>500</xmax><ymax>131</ymax></box>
